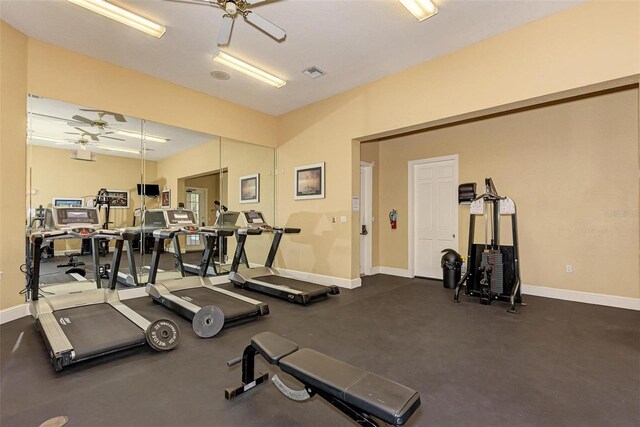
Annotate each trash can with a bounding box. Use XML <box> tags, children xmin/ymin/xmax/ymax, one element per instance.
<box><xmin>441</xmin><ymin>249</ymin><xmax>462</xmax><ymax>289</ymax></box>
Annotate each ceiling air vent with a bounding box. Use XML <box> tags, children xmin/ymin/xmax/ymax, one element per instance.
<box><xmin>302</xmin><ymin>66</ymin><xmax>326</xmax><ymax>79</ymax></box>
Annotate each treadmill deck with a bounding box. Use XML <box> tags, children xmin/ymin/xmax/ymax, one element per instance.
<box><xmin>172</xmin><ymin>287</ymin><xmax>261</xmax><ymax>321</ymax></box>
<box><xmin>52</xmin><ymin>304</ymin><xmax>146</xmax><ymax>361</ymax></box>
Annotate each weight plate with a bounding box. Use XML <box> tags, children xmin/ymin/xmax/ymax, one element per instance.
<box><xmin>192</xmin><ymin>305</ymin><xmax>224</xmax><ymax>338</ymax></box>
<box><xmin>146</xmin><ymin>319</ymin><xmax>180</xmax><ymax>351</ymax></box>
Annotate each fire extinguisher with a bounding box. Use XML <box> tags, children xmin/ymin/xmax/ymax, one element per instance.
<box><xmin>389</xmin><ymin>209</ymin><xmax>398</xmax><ymax>229</ymax></box>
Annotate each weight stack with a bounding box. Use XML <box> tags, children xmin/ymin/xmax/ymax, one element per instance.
<box><xmin>481</xmin><ymin>250</ymin><xmax>504</xmax><ymax>295</ymax></box>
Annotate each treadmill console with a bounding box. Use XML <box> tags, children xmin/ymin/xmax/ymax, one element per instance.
<box><xmin>166</xmin><ymin>209</ymin><xmax>197</xmax><ymax>226</ymax></box>
<box><xmin>242</xmin><ymin>211</ymin><xmax>272</xmax><ymax>231</ymax></box>
<box><xmin>51</xmin><ymin>207</ymin><xmax>101</xmax><ymax>230</ymax></box>
<box><xmin>143</xmin><ymin>209</ymin><xmax>197</xmax><ymax>228</ymax></box>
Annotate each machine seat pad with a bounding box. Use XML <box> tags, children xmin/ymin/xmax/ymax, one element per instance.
<box><xmin>279</xmin><ymin>348</ymin><xmax>420</xmax><ymax>426</ymax></box>
<box><xmin>251</xmin><ymin>332</ymin><xmax>298</xmax><ymax>365</ymax></box>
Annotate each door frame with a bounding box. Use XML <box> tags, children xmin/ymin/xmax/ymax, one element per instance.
<box><xmin>407</xmin><ymin>154</ymin><xmax>459</xmax><ymax>278</ymax></box>
<box><xmin>360</xmin><ymin>161</ymin><xmax>373</xmax><ymax>276</ymax></box>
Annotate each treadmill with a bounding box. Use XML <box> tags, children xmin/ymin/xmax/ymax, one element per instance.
<box><xmin>182</xmin><ymin>211</ymin><xmax>250</xmax><ymax>277</ymax></box>
<box><xmin>28</xmin><ymin>207</ymin><xmax>181</xmax><ymax>371</ymax></box>
<box><xmin>115</xmin><ymin>209</ymin><xmax>193</xmax><ymax>287</ymax></box>
<box><xmin>228</xmin><ymin>211</ymin><xmax>340</xmax><ymax>304</ymax></box>
<box><xmin>145</xmin><ymin>222</ymin><xmax>269</xmax><ymax>338</ymax></box>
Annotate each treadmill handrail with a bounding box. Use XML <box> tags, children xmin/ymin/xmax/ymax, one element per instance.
<box><xmin>29</xmin><ymin>228</ymin><xmax>122</xmax><ymax>243</ymax></box>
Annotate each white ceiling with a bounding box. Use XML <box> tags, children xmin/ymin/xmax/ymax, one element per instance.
<box><xmin>2</xmin><ymin>0</ymin><xmax>583</xmax><ymax>116</ymax></box>
<box><xmin>29</xmin><ymin>96</ymin><xmax>216</xmax><ymax>160</ymax></box>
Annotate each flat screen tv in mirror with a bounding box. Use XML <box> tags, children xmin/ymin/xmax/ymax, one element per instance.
<box><xmin>137</xmin><ymin>184</ymin><xmax>161</xmax><ymax>197</ymax></box>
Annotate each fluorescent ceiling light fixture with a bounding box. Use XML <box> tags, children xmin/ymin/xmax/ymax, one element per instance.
<box><xmin>95</xmin><ymin>145</ymin><xmax>141</xmax><ymax>154</ymax></box>
<box><xmin>212</xmin><ymin>51</ymin><xmax>286</xmax><ymax>88</ymax></box>
<box><xmin>66</xmin><ymin>0</ymin><xmax>166</xmax><ymax>38</ymax></box>
<box><xmin>30</xmin><ymin>135</ymin><xmax>67</xmax><ymax>143</ymax></box>
<box><xmin>116</xmin><ymin>129</ymin><xmax>169</xmax><ymax>143</ymax></box>
<box><xmin>399</xmin><ymin>0</ymin><xmax>438</xmax><ymax>22</ymax></box>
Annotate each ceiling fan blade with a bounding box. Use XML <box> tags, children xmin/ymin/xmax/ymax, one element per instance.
<box><xmin>245</xmin><ymin>12</ymin><xmax>286</xmax><ymax>41</ymax></box>
<box><xmin>74</xmin><ymin>127</ymin><xmax>89</xmax><ymax>134</ymax></box>
<box><xmin>88</xmin><ymin>134</ymin><xmax>100</xmax><ymax>142</ymax></box>
<box><xmin>79</xmin><ymin>109</ymin><xmax>127</xmax><ymax>123</ymax></box>
<box><xmin>55</xmin><ymin>142</ymin><xmax>75</xmax><ymax>145</ymax></box>
<box><xmin>64</xmin><ymin>132</ymin><xmax>81</xmax><ymax>135</ymax></box>
<box><xmin>245</xmin><ymin>0</ymin><xmax>270</xmax><ymax>5</ymax></box>
<box><xmin>110</xmin><ymin>113</ymin><xmax>127</xmax><ymax>123</ymax></box>
<box><xmin>72</xmin><ymin>115</ymin><xmax>95</xmax><ymax>125</ymax></box>
<box><xmin>102</xmin><ymin>136</ymin><xmax>126</xmax><ymax>141</ymax></box>
<box><xmin>217</xmin><ymin>15</ymin><xmax>234</xmax><ymax>46</ymax></box>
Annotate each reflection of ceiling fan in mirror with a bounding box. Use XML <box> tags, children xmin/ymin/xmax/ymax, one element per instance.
<box><xmin>64</xmin><ymin>127</ymin><xmax>125</xmax><ymax>142</ymax></box>
<box><xmin>55</xmin><ymin>136</ymin><xmax>94</xmax><ymax>150</ymax></box>
<box><xmin>167</xmin><ymin>0</ymin><xmax>286</xmax><ymax>46</ymax></box>
<box><xmin>69</xmin><ymin>109</ymin><xmax>127</xmax><ymax>133</ymax></box>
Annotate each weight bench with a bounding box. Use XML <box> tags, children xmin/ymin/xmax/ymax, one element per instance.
<box><xmin>225</xmin><ymin>332</ymin><xmax>420</xmax><ymax>426</ymax></box>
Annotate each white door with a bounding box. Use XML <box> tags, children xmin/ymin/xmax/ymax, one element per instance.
<box><xmin>411</xmin><ymin>158</ymin><xmax>457</xmax><ymax>278</ymax></box>
<box><xmin>359</xmin><ymin>163</ymin><xmax>373</xmax><ymax>276</ymax></box>
<box><xmin>184</xmin><ymin>187</ymin><xmax>207</xmax><ymax>249</ymax></box>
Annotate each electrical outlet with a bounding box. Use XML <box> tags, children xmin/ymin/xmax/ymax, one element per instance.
<box><xmin>332</xmin><ymin>217</ymin><xmax>336</xmax><ymax>223</ymax></box>
<box><xmin>566</xmin><ymin>264</ymin><xmax>573</xmax><ymax>273</ymax></box>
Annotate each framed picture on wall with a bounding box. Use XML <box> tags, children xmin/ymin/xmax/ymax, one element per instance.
<box><xmin>161</xmin><ymin>190</ymin><xmax>171</xmax><ymax>208</ymax></box>
<box><xmin>294</xmin><ymin>162</ymin><xmax>325</xmax><ymax>200</ymax></box>
<box><xmin>240</xmin><ymin>173</ymin><xmax>260</xmax><ymax>204</ymax></box>
<box><xmin>106</xmin><ymin>190</ymin><xmax>129</xmax><ymax>208</ymax></box>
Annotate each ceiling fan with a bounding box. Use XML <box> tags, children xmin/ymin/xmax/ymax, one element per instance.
<box><xmin>70</xmin><ymin>109</ymin><xmax>127</xmax><ymax>133</ymax></box>
<box><xmin>65</xmin><ymin>127</ymin><xmax>125</xmax><ymax>142</ymax></box>
<box><xmin>169</xmin><ymin>0</ymin><xmax>286</xmax><ymax>46</ymax></box>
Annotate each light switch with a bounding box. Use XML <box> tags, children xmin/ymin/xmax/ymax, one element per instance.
<box><xmin>340</xmin><ymin>216</ymin><xmax>347</xmax><ymax>223</ymax></box>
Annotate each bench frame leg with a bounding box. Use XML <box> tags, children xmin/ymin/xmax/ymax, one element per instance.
<box><xmin>225</xmin><ymin>345</ymin><xmax>268</xmax><ymax>400</ymax></box>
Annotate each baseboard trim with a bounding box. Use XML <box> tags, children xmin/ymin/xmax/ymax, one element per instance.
<box><xmin>371</xmin><ymin>266</ymin><xmax>413</xmax><ymax>278</ymax></box>
<box><xmin>0</xmin><ymin>304</ymin><xmax>30</xmax><ymax>324</ymax></box>
<box><xmin>278</xmin><ymin>268</ymin><xmax>361</xmax><ymax>289</ymax></box>
<box><xmin>522</xmin><ymin>284</ymin><xmax>640</xmax><ymax>311</ymax></box>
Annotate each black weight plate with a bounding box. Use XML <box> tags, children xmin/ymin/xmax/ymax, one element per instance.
<box><xmin>192</xmin><ymin>305</ymin><xmax>224</xmax><ymax>338</ymax></box>
<box><xmin>146</xmin><ymin>319</ymin><xmax>180</xmax><ymax>351</ymax></box>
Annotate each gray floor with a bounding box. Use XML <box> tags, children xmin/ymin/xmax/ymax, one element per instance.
<box><xmin>1</xmin><ymin>275</ymin><xmax>639</xmax><ymax>426</ymax></box>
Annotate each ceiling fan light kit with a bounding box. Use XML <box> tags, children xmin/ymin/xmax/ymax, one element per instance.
<box><xmin>212</xmin><ymin>51</ymin><xmax>286</xmax><ymax>88</ymax></box>
<box><xmin>66</xmin><ymin>0</ymin><xmax>166</xmax><ymax>38</ymax></box>
<box><xmin>399</xmin><ymin>0</ymin><xmax>438</xmax><ymax>22</ymax></box>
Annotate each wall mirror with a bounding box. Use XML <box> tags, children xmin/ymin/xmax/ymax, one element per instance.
<box><xmin>25</xmin><ymin>94</ymin><xmax>275</xmax><ymax>294</ymax></box>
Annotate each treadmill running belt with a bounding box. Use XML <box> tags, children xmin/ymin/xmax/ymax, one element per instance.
<box><xmin>172</xmin><ymin>288</ymin><xmax>259</xmax><ymax>321</ymax></box>
<box><xmin>253</xmin><ymin>275</ymin><xmax>330</xmax><ymax>297</ymax></box>
<box><xmin>53</xmin><ymin>304</ymin><xmax>146</xmax><ymax>361</ymax></box>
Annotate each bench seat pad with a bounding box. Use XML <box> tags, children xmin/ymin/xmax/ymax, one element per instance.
<box><xmin>279</xmin><ymin>348</ymin><xmax>420</xmax><ymax>426</ymax></box>
<box><xmin>251</xmin><ymin>332</ymin><xmax>299</xmax><ymax>364</ymax></box>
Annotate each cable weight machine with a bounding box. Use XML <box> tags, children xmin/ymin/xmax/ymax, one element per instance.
<box><xmin>453</xmin><ymin>178</ymin><xmax>524</xmax><ymax>313</ymax></box>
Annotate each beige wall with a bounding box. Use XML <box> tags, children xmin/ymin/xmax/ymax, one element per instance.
<box><xmin>26</xmin><ymin>39</ymin><xmax>277</xmax><ymax>149</ymax></box>
<box><xmin>0</xmin><ymin>22</ymin><xmax>28</xmax><ymax>308</ymax></box>
<box><xmin>368</xmin><ymin>88</ymin><xmax>639</xmax><ymax>298</ymax></box>
<box><xmin>221</xmin><ymin>138</ymin><xmax>276</xmax><ymax>264</ymax></box>
<box><xmin>157</xmin><ymin>139</ymin><xmax>220</xmax><ymax>213</ymax></box>
<box><xmin>276</xmin><ymin>1</ymin><xmax>640</xmax><ymax>288</ymax></box>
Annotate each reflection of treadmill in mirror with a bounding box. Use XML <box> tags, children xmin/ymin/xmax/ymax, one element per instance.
<box><xmin>28</xmin><ymin>207</ymin><xmax>181</xmax><ymax>370</ymax></box>
<box><xmin>228</xmin><ymin>211</ymin><xmax>340</xmax><ymax>304</ymax></box>
<box><xmin>182</xmin><ymin>211</ymin><xmax>249</xmax><ymax>277</ymax></box>
<box><xmin>116</xmin><ymin>209</ymin><xmax>195</xmax><ymax>286</ymax></box>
